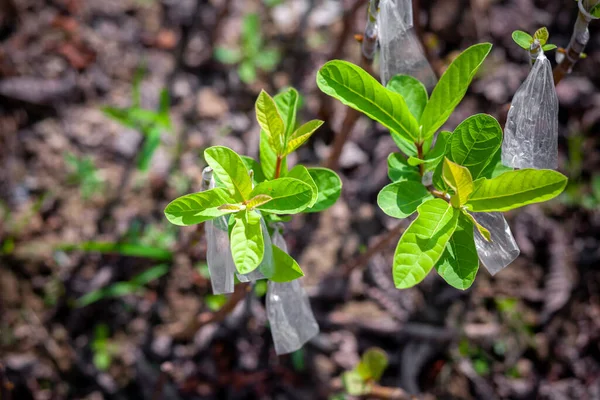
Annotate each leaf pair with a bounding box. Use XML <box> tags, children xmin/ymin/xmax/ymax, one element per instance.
<box><xmin>512</xmin><ymin>27</ymin><xmax>557</xmax><ymax>52</ymax></box>
<box><xmin>316</xmin><ymin>43</ymin><xmax>492</xmax><ymax>152</ymax></box>
<box><xmin>256</xmin><ymin>90</ymin><xmax>323</xmax><ymax>163</ymax></box>
<box><xmin>342</xmin><ymin>348</ymin><xmax>389</xmax><ymax>396</ymax></box>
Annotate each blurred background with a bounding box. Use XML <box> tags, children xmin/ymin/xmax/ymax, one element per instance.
<box><xmin>1</xmin><ymin>0</ymin><xmax>599</xmax><ymax>399</ymax></box>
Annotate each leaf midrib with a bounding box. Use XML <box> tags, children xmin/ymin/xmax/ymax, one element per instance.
<box><xmin>321</xmin><ymin>66</ymin><xmax>417</xmax><ymax>141</ymax></box>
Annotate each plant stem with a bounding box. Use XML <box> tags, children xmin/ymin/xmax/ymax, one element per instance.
<box><xmin>341</xmin><ymin>222</ymin><xmax>405</xmax><ymax>274</ymax></box>
<box><xmin>170</xmin><ymin>282</ymin><xmax>251</xmax><ymax>340</ymax></box>
<box><xmin>274</xmin><ymin>156</ymin><xmax>283</xmax><ymax>179</ymax></box>
<box><xmin>553</xmin><ymin>2</ymin><xmax>596</xmax><ymax>85</ymax></box>
<box><xmin>416</xmin><ymin>142</ymin><xmax>425</xmax><ymax>176</ymax></box>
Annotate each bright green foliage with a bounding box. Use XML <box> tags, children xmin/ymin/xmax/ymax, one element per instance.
<box><xmin>231</xmin><ymin>210</ymin><xmax>264</xmax><ymax>274</ymax></box>
<box><xmin>317</xmin><ymin>43</ymin><xmax>567</xmax><ymax>290</ymax></box>
<box><xmin>435</xmin><ymin>215</ymin><xmax>479</xmax><ymax>289</ymax></box>
<box><xmin>511</xmin><ymin>27</ymin><xmax>557</xmax><ymax>52</ymax></box>
<box><xmin>512</xmin><ymin>30</ymin><xmax>533</xmax><ymax>49</ymax></box>
<box><xmin>419</xmin><ymin>43</ymin><xmax>492</xmax><ymax>141</ymax></box>
<box><xmin>214</xmin><ymin>13</ymin><xmax>281</xmax><ymax>84</ymax></box>
<box><xmin>304</xmin><ymin>168</ymin><xmax>342</xmax><ymax>212</ymax></box>
<box><xmin>386</xmin><ymin>75</ymin><xmax>428</xmax><ymax>121</ymax></box>
<box><xmin>465</xmin><ymin>169</ymin><xmax>568</xmax><ymax>212</ymax></box>
<box><xmin>442</xmin><ymin>158</ymin><xmax>474</xmax><ymax>207</ymax></box>
<box><xmin>164</xmin><ymin>89</ymin><xmax>341</xmax><ymax>280</ymax></box>
<box><xmin>316</xmin><ymin>60</ymin><xmax>420</xmax><ymax>152</ymax></box>
<box><xmin>65</xmin><ymin>153</ymin><xmax>104</xmax><ymax>200</ymax></box>
<box><xmin>103</xmin><ymin>67</ymin><xmax>171</xmax><ymax>171</ymax></box>
<box><xmin>377</xmin><ymin>181</ymin><xmax>432</xmax><ymax>218</ymax></box>
<box><xmin>393</xmin><ymin>199</ymin><xmax>459</xmax><ymax>288</ymax></box>
<box><xmin>341</xmin><ymin>348</ymin><xmax>389</xmax><ymax>397</ymax></box>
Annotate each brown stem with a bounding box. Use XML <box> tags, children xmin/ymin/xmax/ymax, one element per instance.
<box><xmin>274</xmin><ymin>156</ymin><xmax>283</xmax><ymax>179</ymax></box>
<box><xmin>318</xmin><ymin>0</ymin><xmax>367</xmax><ymax>122</ymax></box>
<box><xmin>341</xmin><ymin>222</ymin><xmax>405</xmax><ymax>274</ymax></box>
<box><xmin>416</xmin><ymin>143</ymin><xmax>425</xmax><ymax>176</ymax></box>
<box><xmin>553</xmin><ymin>5</ymin><xmax>593</xmax><ymax>85</ymax></box>
<box><xmin>170</xmin><ymin>282</ymin><xmax>251</xmax><ymax>340</ymax></box>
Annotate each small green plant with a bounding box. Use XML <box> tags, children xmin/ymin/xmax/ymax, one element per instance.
<box><xmin>214</xmin><ymin>13</ymin><xmax>281</xmax><ymax>84</ymax></box>
<box><xmin>103</xmin><ymin>67</ymin><xmax>172</xmax><ymax>171</ymax></box>
<box><xmin>65</xmin><ymin>153</ymin><xmax>104</xmax><ymax>200</ymax></box>
<box><xmin>76</xmin><ymin>264</ymin><xmax>169</xmax><ymax>307</ymax></box>
<box><xmin>165</xmin><ymin>88</ymin><xmax>341</xmax><ymax>279</ymax></box>
<box><xmin>340</xmin><ymin>348</ymin><xmax>389</xmax><ymax>397</ymax></box>
<box><xmin>512</xmin><ymin>27</ymin><xmax>557</xmax><ymax>52</ymax></box>
<box><xmin>317</xmin><ymin>43</ymin><xmax>568</xmax><ymax>290</ymax></box>
<box><xmin>91</xmin><ymin>324</ymin><xmax>118</xmax><ymax>371</ymax></box>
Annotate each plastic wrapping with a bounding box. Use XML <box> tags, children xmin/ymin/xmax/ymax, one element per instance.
<box><xmin>378</xmin><ymin>0</ymin><xmax>437</xmax><ymax>88</ymax></box>
<box><xmin>266</xmin><ymin>230</ymin><xmax>319</xmax><ymax>355</ymax></box>
<box><xmin>472</xmin><ymin>212</ymin><xmax>520</xmax><ymax>276</ymax></box>
<box><xmin>204</xmin><ymin>168</ymin><xmax>235</xmax><ymax>294</ymax></box>
<box><xmin>502</xmin><ymin>50</ymin><xmax>558</xmax><ymax>169</ymax></box>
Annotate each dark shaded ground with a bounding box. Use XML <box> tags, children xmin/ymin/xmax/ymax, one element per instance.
<box><xmin>1</xmin><ymin>0</ymin><xmax>600</xmax><ymax>399</ymax></box>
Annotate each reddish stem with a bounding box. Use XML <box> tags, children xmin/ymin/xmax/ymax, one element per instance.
<box><xmin>274</xmin><ymin>156</ymin><xmax>283</xmax><ymax>179</ymax></box>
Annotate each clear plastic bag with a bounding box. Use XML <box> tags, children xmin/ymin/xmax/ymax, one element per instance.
<box><xmin>502</xmin><ymin>50</ymin><xmax>558</xmax><ymax>169</ymax></box>
<box><xmin>378</xmin><ymin>0</ymin><xmax>437</xmax><ymax>88</ymax></box>
<box><xmin>204</xmin><ymin>168</ymin><xmax>236</xmax><ymax>294</ymax></box>
<box><xmin>266</xmin><ymin>230</ymin><xmax>319</xmax><ymax>355</ymax></box>
<box><xmin>472</xmin><ymin>212</ymin><xmax>520</xmax><ymax>276</ymax></box>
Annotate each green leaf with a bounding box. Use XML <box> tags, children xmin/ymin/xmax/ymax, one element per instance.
<box><xmin>255</xmin><ymin>48</ymin><xmax>280</xmax><ymax>71</ymax></box>
<box><xmin>393</xmin><ymin>199</ymin><xmax>459</xmax><ymax>288</ymax></box>
<box><xmin>164</xmin><ymin>187</ymin><xmax>235</xmax><ymax>226</ymax></box>
<box><xmin>479</xmin><ymin>149</ymin><xmax>512</xmax><ymax>179</ymax></box>
<box><xmin>355</xmin><ymin>348</ymin><xmax>389</xmax><ymax>382</ymax></box>
<box><xmin>386</xmin><ymin>74</ymin><xmax>428</xmax><ymax>122</ymax></box>
<box><xmin>287</xmin><ymin>165</ymin><xmax>318</xmax><ymax>207</ymax></box>
<box><xmin>244</xmin><ymin>195</ymin><xmax>273</xmax><ymax>209</ymax></box>
<box><xmin>304</xmin><ymin>167</ymin><xmax>342</xmax><ymax>213</ymax></box>
<box><xmin>590</xmin><ymin>3</ymin><xmax>600</xmax><ymax>18</ymax></box>
<box><xmin>448</xmin><ymin>114</ymin><xmax>503</xmax><ymax>179</ymax></box>
<box><xmin>465</xmin><ymin>169</ymin><xmax>568</xmax><ymax>212</ymax></box>
<box><xmin>137</xmin><ymin>127</ymin><xmax>161</xmax><ymax>171</ymax></box>
<box><xmin>256</xmin><ymin>90</ymin><xmax>286</xmax><ymax>155</ymax></box>
<box><xmin>274</xmin><ymin>88</ymin><xmax>300</xmax><ymax>141</ymax></box>
<box><xmin>387</xmin><ymin>153</ymin><xmax>421</xmax><ymax>183</ymax></box>
<box><xmin>230</xmin><ymin>210</ymin><xmax>264</xmax><ymax>274</ymax></box>
<box><xmin>442</xmin><ymin>158</ymin><xmax>474</xmax><ymax>207</ymax></box>
<box><xmin>131</xmin><ymin>264</ymin><xmax>170</xmax><ymax>286</ymax></box>
<box><xmin>260</xmin><ymin>131</ymin><xmax>287</xmax><ymax>180</ymax></box>
<box><xmin>420</xmin><ymin>43</ymin><xmax>492</xmax><ymax>141</ymax></box>
<box><xmin>316</xmin><ymin>60</ymin><xmax>419</xmax><ymax>150</ymax></box>
<box><xmin>533</xmin><ymin>27</ymin><xmax>549</xmax><ymax>45</ymax></box>
<box><xmin>242</xmin><ymin>14</ymin><xmax>262</xmax><ymax>54</ymax></box>
<box><xmin>284</xmin><ymin>120</ymin><xmax>323</xmax><ymax>155</ymax></box>
<box><xmin>238</xmin><ymin>61</ymin><xmax>257</xmax><ymax>83</ymax></box>
<box><xmin>377</xmin><ymin>181</ymin><xmax>433</xmax><ymax>218</ymax></box>
<box><xmin>270</xmin><ymin>245</ymin><xmax>304</xmax><ymax>282</ymax></box>
<box><xmin>435</xmin><ymin>214</ymin><xmax>479</xmax><ymax>290</ymax></box>
<box><xmin>423</xmin><ymin>131</ymin><xmax>451</xmax><ymax>170</ymax></box>
<box><xmin>214</xmin><ymin>47</ymin><xmax>242</xmax><ymax>64</ymax></box>
<box><xmin>240</xmin><ymin>155</ymin><xmax>266</xmax><ymax>184</ymax></box>
<box><xmin>512</xmin><ymin>30</ymin><xmax>533</xmax><ymax>50</ymax></box>
<box><xmin>59</xmin><ymin>242</ymin><xmax>172</xmax><ymax>261</ymax></box>
<box><xmin>407</xmin><ymin>156</ymin><xmax>425</xmax><ymax>166</ymax></box>
<box><xmin>342</xmin><ymin>370</ymin><xmax>370</xmax><ymax>396</ymax></box>
<box><xmin>204</xmin><ymin>146</ymin><xmax>253</xmax><ymax>202</ymax></box>
<box><xmin>542</xmin><ymin>44</ymin><xmax>557</xmax><ymax>52</ymax></box>
<box><xmin>250</xmin><ymin>178</ymin><xmax>313</xmax><ymax>214</ymax></box>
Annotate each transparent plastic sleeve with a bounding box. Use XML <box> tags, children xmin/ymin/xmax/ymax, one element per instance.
<box><xmin>502</xmin><ymin>51</ymin><xmax>558</xmax><ymax>169</ymax></box>
<box><xmin>472</xmin><ymin>212</ymin><xmax>520</xmax><ymax>276</ymax></box>
<box><xmin>266</xmin><ymin>230</ymin><xmax>319</xmax><ymax>355</ymax></box>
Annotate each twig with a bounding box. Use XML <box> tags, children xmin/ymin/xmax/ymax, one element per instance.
<box><xmin>341</xmin><ymin>222</ymin><xmax>405</xmax><ymax>274</ymax></box>
<box><xmin>553</xmin><ymin>1</ymin><xmax>597</xmax><ymax>85</ymax></box>
<box><xmin>170</xmin><ymin>282</ymin><xmax>251</xmax><ymax>340</ymax></box>
<box><xmin>330</xmin><ymin>377</ymin><xmax>414</xmax><ymax>400</ymax></box>
<box><xmin>324</xmin><ymin>0</ymin><xmax>378</xmax><ymax>170</ymax></box>
<box><xmin>318</xmin><ymin>0</ymin><xmax>367</xmax><ymax>123</ymax></box>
